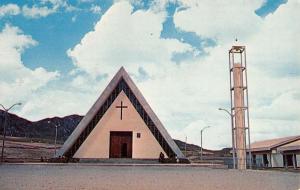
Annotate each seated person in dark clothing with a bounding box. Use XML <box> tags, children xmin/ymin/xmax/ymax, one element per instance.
<box><xmin>159</xmin><ymin>152</ymin><xmax>165</xmax><ymax>163</ymax></box>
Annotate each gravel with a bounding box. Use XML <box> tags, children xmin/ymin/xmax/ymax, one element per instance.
<box><xmin>0</xmin><ymin>164</ymin><xmax>299</xmax><ymax>190</ymax></box>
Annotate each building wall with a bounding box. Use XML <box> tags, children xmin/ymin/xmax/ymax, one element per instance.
<box><xmin>267</xmin><ymin>153</ymin><xmax>272</xmax><ymax>167</ymax></box>
<box><xmin>253</xmin><ymin>153</ymin><xmax>271</xmax><ymax>167</ymax></box>
<box><xmin>253</xmin><ymin>152</ymin><xmax>299</xmax><ymax>168</ymax></box>
<box><xmin>296</xmin><ymin>154</ymin><xmax>300</xmax><ymax>167</ymax></box>
<box><xmin>271</xmin><ymin>153</ymin><xmax>283</xmax><ymax>167</ymax></box>
<box><xmin>74</xmin><ymin>91</ymin><xmax>167</xmax><ymax>159</ymax></box>
<box><xmin>253</xmin><ymin>154</ymin><xmax>264</xmax><ymax>167</ymax></box>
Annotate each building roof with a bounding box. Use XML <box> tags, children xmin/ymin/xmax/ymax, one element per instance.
<box><xmin>251</xmin><ymin>135</ymin><xmax>300</xmax><ymax>152</ymax></box>
<box><xmin>57</xmin><ymin>67</ymin><xmax>185</xmax><ymax>159</ymax></box>
<box><xmin>277</xmin><ymin>139</ymin><xmax>300</xmax><ymax>152</ymax></box>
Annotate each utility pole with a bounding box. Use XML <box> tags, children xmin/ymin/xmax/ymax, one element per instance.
<box><xmin>48</xmin><ymin>121</ymin><xmax>59</xmax><ymax>157</ymax></box>
<box><xmin>218</xmin><ymin>108</ymin><xmax>247</xmax><ymax>169</ymax></box>
<box><xmin>200</xmin><ymin>126</ymin><xmax>211</xmax><ymax>161</ymax></box>
<box><xmin>185</xmin><ymin>136</ymin><xmax>187</xmax><ymax>157</ymax></box>
<box><xmin>0</xmin><ymin>103</ymin><xmax>22</xmax><ymax>162</ymax></box>
<box><xmin>54</xmin><ymin>125</ymin><xmax>58</xmax><ymax>156</ymax></box>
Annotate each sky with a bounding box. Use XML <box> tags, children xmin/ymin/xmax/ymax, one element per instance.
<box><xmin>0</xmin><ymin>0</ymin><xmax>299</xmax><ymax>149</ymax></box>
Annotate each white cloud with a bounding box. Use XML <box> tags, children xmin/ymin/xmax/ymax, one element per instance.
<box><xmin>40</xmin><ymin>0</ymin><xmax>78</xmax><ymax>12</ymax></box>
<box><xmin>78</xmin><ymin>0</ymin><xmax>95</xmax><ymax>3</ymax></box>
<box><xmin>170</xmin><ymin>119</ymin><xmax>232</xmax><ymax>149</ymax></box>
<box><xmin>174</xmin><ymin>0</ymin><xmax>264</xmax><ymax>44</ymax></box>
<box><xmin>90</xmin><ymin>4</ymin><xmax>101</xmax><ymax>14</ymax></box>
<box><xmin>247</xmin><ymin>0</ymin><xmax>300</xmax><ymax>74</ymax></box>
<box><xmin>0</xmin><ymin>24</ymin><xmax>58</xmax><ymax>111</ymax></box>
<box><xmin>67</xmin><ymin>1</ymin><xmax>192</xmax><ymax>77</ymax></box>
<box><xmin>0</xmin><ymin>1</ymin><xmax>78</xmax><ymax>19</ymax></box>
<box><xmin>0</xmin><ymin>4</ymin><xmax>20</xmax><ymax>17</ymax></box>
<box><xmin>17</xmin><ymin>72</ymin><xmax>107</xmax><ymax>120</ymax></box>
<box><xmin>71</xmin><ymin>15</ymin><xmax>77</xmax><ymax>22</ymax></box>
<box><xmin>0</xmin><ymin>3</ymin><xmax>58</xmax><ymax>19</ymax></box>
<box><xmin>18</xmin><ymin>89</ymin><xmax>94</xmax><ymax>121</ymax></box>
<box><xmin>40</xmin><ymin>0</ymin><xmax>67</xmax><ymax>7</ymax></box>
<box><xmin>241</xmin><ymin>1</ymin><xmax>300</xmax><ymax>133</ymax></box>
<box><xmin>22</xmin><ymin>5</ymin><xmax>57</xmax><ymax>18</ymax></box>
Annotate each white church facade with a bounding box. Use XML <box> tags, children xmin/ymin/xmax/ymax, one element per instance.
<box><xmin>57</xmin><ymin>67</ymin><xmax>186</xmax><ymax>162</ymax></box>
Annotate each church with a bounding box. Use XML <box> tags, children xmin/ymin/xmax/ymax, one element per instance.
<box><xmin>57</xmin><ymin>67</ymin><xmax>186</xmax><ymax>162</ymax></box>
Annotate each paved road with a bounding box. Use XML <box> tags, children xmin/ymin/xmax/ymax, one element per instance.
<box><xmin>0</xmin><ymin>164</ymin><xmax>299</xmax><ymax>190</ymax></box>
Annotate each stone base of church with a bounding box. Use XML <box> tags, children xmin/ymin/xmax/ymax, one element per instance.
<box><xmin>78</xmin><ymin>158</ymin><xmax>159</xmax><ymax>164</ymax></box>
<box><xmin>77</xmin><ymin>158</ymin><xmax>190</xmax><ymax>164</ymax></box>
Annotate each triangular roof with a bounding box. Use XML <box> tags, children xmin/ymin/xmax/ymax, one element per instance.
<box><xmin>57</xmin><ymin>67</ymin><xmax>185</xmax><ymax>159</ymax></box>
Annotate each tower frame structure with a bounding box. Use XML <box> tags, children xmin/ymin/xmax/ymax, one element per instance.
<box><xmin>228</xmin><ymin>46</ymin><xmax>252</xmax><ymax>169</ymax></box>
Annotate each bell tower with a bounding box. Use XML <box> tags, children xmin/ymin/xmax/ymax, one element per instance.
<box><xmin>229</xmin><ymin>46</ymin><xmax>252</xmax><ymax>169</ymax></box>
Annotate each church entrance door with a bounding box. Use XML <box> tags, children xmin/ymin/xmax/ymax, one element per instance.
<box><xmin>109</xmin><ymin>131</ymin><xmax>132</xmax><ymax>158</ymax></box>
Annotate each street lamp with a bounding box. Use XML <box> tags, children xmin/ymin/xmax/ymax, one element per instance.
<box><xmin>48</xmin><ymin>121</ymin><xmax>59</xmax><ymax>157</ymax></box>
<box><xmin>200</xmin><ymin>126</ymin><xmax>211</xmax><ymax>161</ymax></box>
<box><xmin>185</xmin><ymin>136</ymin><xmax>187</xmax><ymax>157</ymax></box>
<box><xmin>218</xmin><ymin>107</ymin><xmax>245</xmax><ymax>169</ymax></box>
<box><xmin>0</xmin><ymin>102</ymin><xmax>22</xmax><ymax>162</ymax></box>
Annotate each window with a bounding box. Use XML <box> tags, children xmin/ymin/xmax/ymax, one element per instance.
<box><xmin>137</xmin><ymin>133</ymin><xmax>141</xmax><ymax>138</ymax></box>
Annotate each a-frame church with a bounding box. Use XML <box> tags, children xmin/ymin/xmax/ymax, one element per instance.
<box><xmin>57</xmin><ymin>67</ymin><xmax>186</xmax><ymax>162</ymax></box>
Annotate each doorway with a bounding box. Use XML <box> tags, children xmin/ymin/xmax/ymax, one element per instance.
<box><xmin>109</xmin><ymin>131</ymin><xmax>132</xmax><ymax>158</ymax></box>
<box><xmin>263</xmin><ymin>154</ymin><xmax>269</xmax><ymax>167</ymax></box>
<box><xmin>284</xmin><ymin>154</ymin><xmax>295</xmax><ymax>168</ymax></box>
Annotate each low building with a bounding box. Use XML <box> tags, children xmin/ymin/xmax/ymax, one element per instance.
<box><xmin>250</xmin><ymin>135</ymin><xmax>300</xmax><ymax>168</ymax></box>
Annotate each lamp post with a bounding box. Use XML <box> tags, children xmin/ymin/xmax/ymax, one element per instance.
<box><xmin>200</xmin><ymin>126</ymin><xmax>211</xmax><ymax>161</ymax></box>
<box><xmin>0</xmin><ymin>102</ymin><xmax>22</xmax><ymax>162</ymax></box>
<box><xmin>185</xmin><ymin>136</ymin><xmax>187</xmax><ymax>157</ymax></box>
<box><xmin>48</xmin><ymin>121</ymin><xmax>59</xmax><ymax>157</ymax></box>
<box><xmin>218</xmin><ymin>107</ymin><xmax>245</xmax><ymax>169</ymax></box>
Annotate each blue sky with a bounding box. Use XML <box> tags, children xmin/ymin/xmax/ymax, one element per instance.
<box><xmin>0</xmin><ymin>0</ymin><xmax>112</xmax><ymax>72</ymax></box>
<box><xmin>0</xmin><ymin>0</ymin><xmax>299</xmax><ymax>149</ymax></box>
<box><xmin>0</xmin><ymin>0</ymin><xmax>285</xmax><ymax>72</ymax></box>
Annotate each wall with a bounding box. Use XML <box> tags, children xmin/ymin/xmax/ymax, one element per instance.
<box><xmin>254</xmin><ymin>154</ymin><xmax>264</xmax><ymax>167</ymax></box>
<box><xmin>271</xmin><ymin>153</ymin><xmax>283</xmax><ymax>167</ymax></box>
<box><xmin>73</xmin><ymin>91</ymin><xmax>167</xmax><ymax>159</ymax></box>
<box><xmin>253</xmin><ymin>153</ymin><xmax>271</xmax><ymax>167</ymax></box>
<box><xmin>296</xmin><ymin>154</ymin><xmax>300</xmax><ymax>167</ymax></box>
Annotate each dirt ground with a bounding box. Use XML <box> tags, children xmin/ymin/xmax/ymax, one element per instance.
<box><xmin>0</xmin><ymin>137</ymin><xmax>60</xmax><ymax>162</ymax></box>
<box><xmin>0</xmin><ymin>164</ymin><xmax>299</xmax><ymax>190</ymax></box>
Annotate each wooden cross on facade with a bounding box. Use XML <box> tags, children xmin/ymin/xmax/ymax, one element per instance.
<box><xmin>116</xmin><ymin>101</ymin><xmax>128</xmax><ymax>120</ymax></box>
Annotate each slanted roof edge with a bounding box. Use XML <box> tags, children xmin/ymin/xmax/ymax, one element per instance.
<box><xmin>57</xmin><ymin>68</ymin><xmax>124</xmax><ymax>157</ymax></box>
<box><xmin>57</xmin><ymin>67</ymin><xmax>185</xmax><ymax>159</ymax></box>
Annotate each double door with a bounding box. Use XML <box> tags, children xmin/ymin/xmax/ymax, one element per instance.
<box><xmin>109</xmin><ymin>131</ymin><xmax>132</xmax><ymax>158</ymax></box>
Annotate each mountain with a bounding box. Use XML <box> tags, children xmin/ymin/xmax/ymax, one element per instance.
<box><xmin>0</xmin><ymin>110</ymin><xmax>83</xmax><ymax>142</ymax></box>
<box><xmin>174</xmin><ymin>139</ymin><xmax>212</xmax><ymax>153</ymax></box>
<box><xmin>174</xmin><ymin>139</ymin><xmax>231</xmax><ymax>157</ymax></box>
<box><xmin>0</xmin><ymin>110</ymin><xmax>231</xmax><ymax>157</ymax></box>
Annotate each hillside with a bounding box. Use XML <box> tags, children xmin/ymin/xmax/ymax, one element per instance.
<box><xmin>0</xmin><ymin>110</ymin><xmax>82</xmax><ymax>143</ymax></box>
<box><xmin>0</xmin><ymin>110</ymin><xmax>230</xmax><ymax>157</ymax></box>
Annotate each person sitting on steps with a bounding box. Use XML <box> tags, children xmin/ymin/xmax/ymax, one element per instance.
<box><xmin>159</xmin><ymin>152</ymin><xmax>165</xmax><ymax>163</ymax></box>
